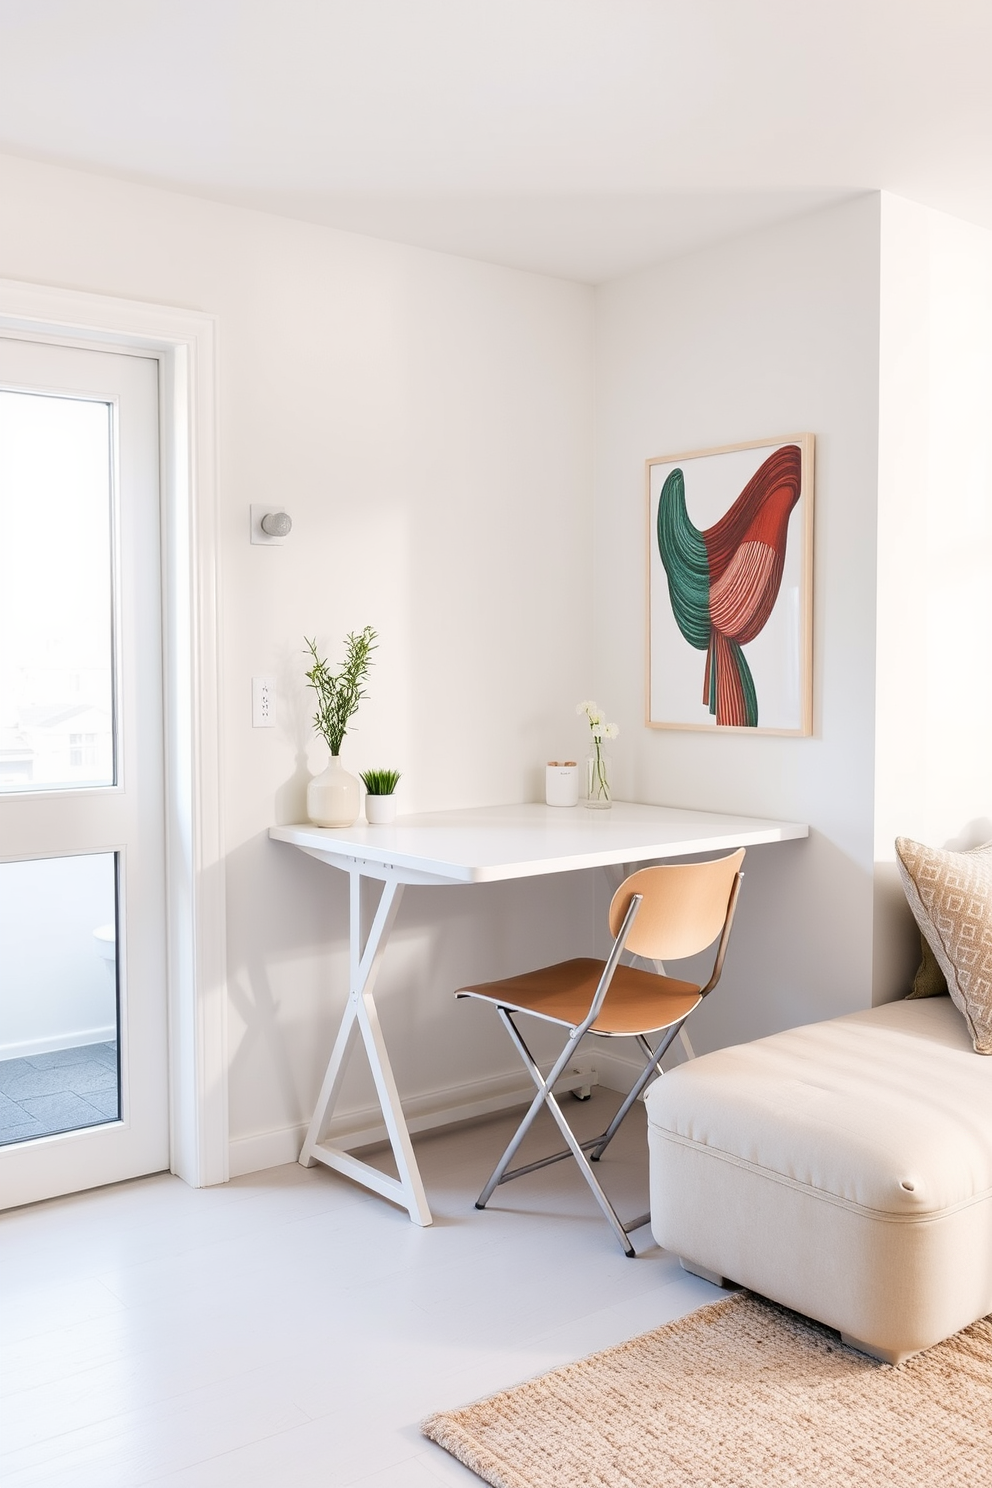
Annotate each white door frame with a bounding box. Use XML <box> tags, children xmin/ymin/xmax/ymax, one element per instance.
<box><xmin>0</xmin><ymin>277</ymin><xmax>227</xmax><ymax>1188</ymax></box>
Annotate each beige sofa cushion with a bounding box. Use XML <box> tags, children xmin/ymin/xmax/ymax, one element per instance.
<box><xmin>649</xmin><ymin>996</ymin><xmax>992</xmax><ymax>1217</ymax></box>
<box><xmin>896</xmin><ymin>836</ymin><xmax>992</xmax><ymax>1053</ymax></box>
<box><xmin>646</xmin><ymin>997</ymin><xmax>992</xmax><ymax>1361</ymax></box>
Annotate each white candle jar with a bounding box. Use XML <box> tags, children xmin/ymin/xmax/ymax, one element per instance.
<box><xmin>545</xmin><ymin>761</ymin><xmax>580</xmax><ymax>807</ymax></box>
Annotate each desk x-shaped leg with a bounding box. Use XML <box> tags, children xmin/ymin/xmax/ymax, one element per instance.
<box><xmin>298</xmin><ymin>870</ymin><xmax>432</xmax><ymax>1226</ymax></box>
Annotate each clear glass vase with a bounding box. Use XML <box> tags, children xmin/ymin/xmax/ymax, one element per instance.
<box><xmin>585</xmin><ymin>744</ymin><xmax>612</xmax><ymax>809</ymax></box>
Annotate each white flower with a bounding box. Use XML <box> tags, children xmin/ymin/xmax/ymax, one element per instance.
<box><xmin>578</xmin><ymin>698</ymin><xmax>618</xmax><ymax>738</ymax></box>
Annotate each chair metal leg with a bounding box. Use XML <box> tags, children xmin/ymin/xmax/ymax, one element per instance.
<box><xmin>492</xmin><ymin>1132</ymin><xmax>607</xmax><ymax>1181</ymax></box>
<box><xmin>540</xmin><ymin>1083</ymin><xmax>637</xmax><ymax>1257</ymax></box>
<box><xmin>476</xmin><ymin>1010</ymin><xmax>638</xmax><ymax>1258</ymax></box>
<box><xmin>476</xmin><ymin>1009</ymin><xmax>585</xmax><ymax>1208</ymax></box>
<box><xmin>589</xmin><ymin>1019</ymin><xmax>685</xmax><ymax>1162</ymax></box>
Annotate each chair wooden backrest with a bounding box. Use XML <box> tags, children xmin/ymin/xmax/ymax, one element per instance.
<box><xmin>608</xmin><ymin>849</ymin><xmax>745</xmax><ymax>962</ymax></box>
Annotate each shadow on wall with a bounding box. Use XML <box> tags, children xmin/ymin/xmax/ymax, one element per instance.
<box><xmin>223</xmin><ymin>832</ymin><xmax>599</xmax><ymax>1149</ymax></box>
<box><xmin>944</xmin><ymin>818</ymin><xmax>992</xmax><ymax>851</ymax></box>
<box><xmin>585</xmin><ymin>832</ymin><xmax>873</xmax><ymax>1064</ymax></box>
<box><xmin>872</xmin><ymin>861</ymin><xmax>919</xmax><ymax>1007</ymax></box>
<box><xmin>664</xmin><ymin>833</ymin><xmax>873</xmax><ymax>1055</ymax></box>
<box><xmin>274</xmin><ymin>638</ymin><xmax>320</xmax><ymax>825</ymax></box>
<box><xmin>873</xmin><ymin>816</ymin><xmax>992</xmax><ymax>1007</ymax></box>
<box><xmin>225</xmin><ymin>834</ymin><xmax>343</xmax><ymax>1143</ymax></box>
<box><xmin>274</xmin><ymin>750</ymin><xmax>310</xmax><ymax>826</ymax></box>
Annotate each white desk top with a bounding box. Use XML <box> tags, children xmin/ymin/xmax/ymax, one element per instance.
<box><xmin>270</xmin><ymin>801</ymin><xmax>808</xmax><ymax>885</ymax></box>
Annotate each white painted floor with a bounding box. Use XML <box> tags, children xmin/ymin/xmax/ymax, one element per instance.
<box><xmin>0</xmin><ymin>1090</ymin><xmax>721</xmax><ymax>1487</ymax></box>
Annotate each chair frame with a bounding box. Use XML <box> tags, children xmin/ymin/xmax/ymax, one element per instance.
<box><xmin>468</xmin><ymin>867</ymin><xmax>743</xmax><ymax>1256</ymax></box>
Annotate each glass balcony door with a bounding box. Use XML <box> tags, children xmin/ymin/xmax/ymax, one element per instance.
<box><xmin>0</xmin><ymin>337</ymin><xmax>168</xmax><ymax>1208</ymax></box>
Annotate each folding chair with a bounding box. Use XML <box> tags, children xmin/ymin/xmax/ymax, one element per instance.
<box><xmin>456</xmin><ymin>849</ymin><xmax>745</xmax><ymax>1256</ymax></box>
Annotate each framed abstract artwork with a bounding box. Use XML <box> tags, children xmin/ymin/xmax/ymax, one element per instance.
<box><xmin>646</xmin><ymin>434</ymin><xmax>814</xmax><ymax>736</ymax></box>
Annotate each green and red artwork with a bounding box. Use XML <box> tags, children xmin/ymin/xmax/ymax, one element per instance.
<box><xmin>647</xmin><ymin>437</ymin><xmax>813</xmax><ymax>735</ymax></box>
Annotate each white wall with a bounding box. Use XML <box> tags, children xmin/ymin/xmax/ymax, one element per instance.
<box><xmin>873</xmin><ymin>196</ymin><xmax>992</xmax><ymax>1001</ymax></box>
<box><xmin>593</xmin><ymin>197</ymin><xmax>882</xmax><ymax>1055</ymax></box>
<box><xmin>0</xmin><ymin>853</ymin><xmax>116</xmax><ymax>1057</ymax></box>
<box><xmin>0</xmin><ymin>152</ymin><xmax>597</xmax><ymax>1161</ymax></box>
<box><xmin>7</xmin><ymin>154</ymin><xmax>978</xmax><ymax>1169</ymax></box>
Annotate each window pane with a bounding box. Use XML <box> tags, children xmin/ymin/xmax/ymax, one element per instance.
<box><xmin>0</xmin><ymin>853</ymin><xmax>119</xmax><ymax>1145</ymax></box>
<box><xmin>0</xmin><ymin>390</ymin><xmax>115</xmax><ymax>791</ymax></box>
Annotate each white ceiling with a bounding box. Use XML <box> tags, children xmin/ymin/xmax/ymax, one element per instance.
<box><xmin>1</xmin><ymin>0</ymin><xmax>990</xmax><ymax>281</ymax></box>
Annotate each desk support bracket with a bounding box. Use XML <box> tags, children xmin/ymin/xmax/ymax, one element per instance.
<box><xmin>298</xmin><ymin>870</ymin><xmax>433</xmax><ymax>1227</ymax></box>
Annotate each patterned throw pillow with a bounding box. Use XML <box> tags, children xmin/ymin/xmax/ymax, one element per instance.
<box><xmin>905</xmin><ymin>931</ymin><xmax>948</xmax><ymax>999</ymax></box>
<box><xmin>895</xmin><ymin>837</ymin><xmax>992</xmax><ymax>1053</ymax></box>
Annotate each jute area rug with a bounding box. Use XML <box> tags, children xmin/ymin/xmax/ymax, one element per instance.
<box><xmin>422</xmin><ymin>1292</ymin><xmax>992</xmax><ymax>1487</ymax></box>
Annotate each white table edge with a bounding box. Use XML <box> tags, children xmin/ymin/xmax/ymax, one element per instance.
<box><xmin>269</xmin><ymin>812</ymin><xmax>809</xmax><ymax>885</ymax></box>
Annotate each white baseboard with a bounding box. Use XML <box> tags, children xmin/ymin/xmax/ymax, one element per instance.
<box><xmin>590</xmin><ymin>1046</ymin><xmax>646</xmax><ymax>1095</ymax></box>
<box><xmin>229</xmin><ymin>1059</ymin><xmax>600</xmax><ymax>1179</ymax></box>
<box><xmin>585</xmin><ymin>1032</ymin><xmax>693</xmax><ymax>1097</ymax></box>
<box><xmin>0</xmin><ymin>1025</ymin><xmax>117</xmax><ymax>1061</ymax></box>
<box><xmin>230</xmin><ymin>1122</ymin><xmax>308</xmax><ymax>1178</ymax></box>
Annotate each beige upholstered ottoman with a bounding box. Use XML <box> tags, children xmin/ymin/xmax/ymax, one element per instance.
<box><xmin>646</xmin><ymin>996</ymin><xmax>992</xmax><ymax>1363</ymax></box>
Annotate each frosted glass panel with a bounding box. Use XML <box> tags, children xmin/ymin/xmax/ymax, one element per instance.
<box><xmin>0</xmin><ymin>390</ymin><xmax>115</xmax><ymax>790</ymax></box>
<box><xmin>0</xmin><ymin>853</ymin><xmax>119</xmax><ymax>1145</ymax></box>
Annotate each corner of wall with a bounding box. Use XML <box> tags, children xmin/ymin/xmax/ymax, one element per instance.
<box><xmin>873</xmin><ymin>193</ymin><xmax>992</xmax><ymax>1003</ymax></box>
<box><xmin>592</xmin><ymin>196</ymin><xmax>884</xmax><ymax>1040</ymax></box>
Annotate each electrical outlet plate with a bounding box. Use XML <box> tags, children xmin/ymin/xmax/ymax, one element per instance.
<box><xmin>252</xmin><ymin>676</ymin><xmax>276</xmax><ymax>727</ymax></box>
<box><xmin>250</xmin><ymin>504</ymin><xmax>291</xmax><ymax>545</ymax></box>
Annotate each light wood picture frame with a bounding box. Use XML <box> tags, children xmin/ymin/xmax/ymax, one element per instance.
<box><xmin>646</xmin><ymin>434</ymin><xmax>814</xmax><ymax>736</ymax></box>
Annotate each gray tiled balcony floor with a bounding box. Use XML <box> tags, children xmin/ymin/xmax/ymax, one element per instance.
<box><xmin>0</xmin><ymin>1042</ymin><xmax>118</xmax><ymax>1146</ymax></box>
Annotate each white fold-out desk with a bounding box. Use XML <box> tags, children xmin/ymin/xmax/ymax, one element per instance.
<box><xmin>270</xmin><ymin>802</ymin><xmax>807</xmax><ymax>1226</ymax></box>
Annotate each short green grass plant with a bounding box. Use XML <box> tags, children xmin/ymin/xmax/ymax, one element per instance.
<box><xmin>359</xmin><ymin>768</ymin><xmax>401</xmax><ymax>796</ymax></box>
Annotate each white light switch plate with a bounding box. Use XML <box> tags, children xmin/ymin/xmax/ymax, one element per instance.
<box><xmin>252</xmin><ymin>676</ymin><xmax>276</xmax><ymax>727</ymax></box>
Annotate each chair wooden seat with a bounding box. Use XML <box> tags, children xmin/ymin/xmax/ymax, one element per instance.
<box><xmin>460</xmin><ymin>958</ymin><xmax>701</xmax><ymax>1036</ymax></box>
<box><xmin>456</xmin><ymin>849</ymin><xmax>745</xmax><ymax>1257</ymax></box>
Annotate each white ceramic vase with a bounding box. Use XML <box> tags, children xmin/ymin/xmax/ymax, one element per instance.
<box><xmin>365</xmin><ymin>794</ymin><xmax>397</xmax><ymax>825</ymax></box>
<box><xmin>307</xmin><ymin>755</ymin><xmax>360</xmax><ymax>827</ymax></box>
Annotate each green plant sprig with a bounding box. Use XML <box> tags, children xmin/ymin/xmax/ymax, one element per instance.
<box><xmin>360</xmin><ymin>768</ymin><xmax>401</xmax><ymax>796</ymax></box>
<box><xmin>304</xmin><ymin>626</ymin><xmax>377</xmax><ymax>756</ymax></box>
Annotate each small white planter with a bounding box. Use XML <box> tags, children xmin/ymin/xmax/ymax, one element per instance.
<box><xmin>365</xmin><ymin>794</ymin><xmax>397</xmax><ymax>825</ymax></box>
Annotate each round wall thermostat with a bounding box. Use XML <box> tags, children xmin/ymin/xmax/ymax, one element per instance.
<box><xmin>260</xmin><ymin>510</ymin><xmax>292</xmax><ymax>537</ymax></box>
